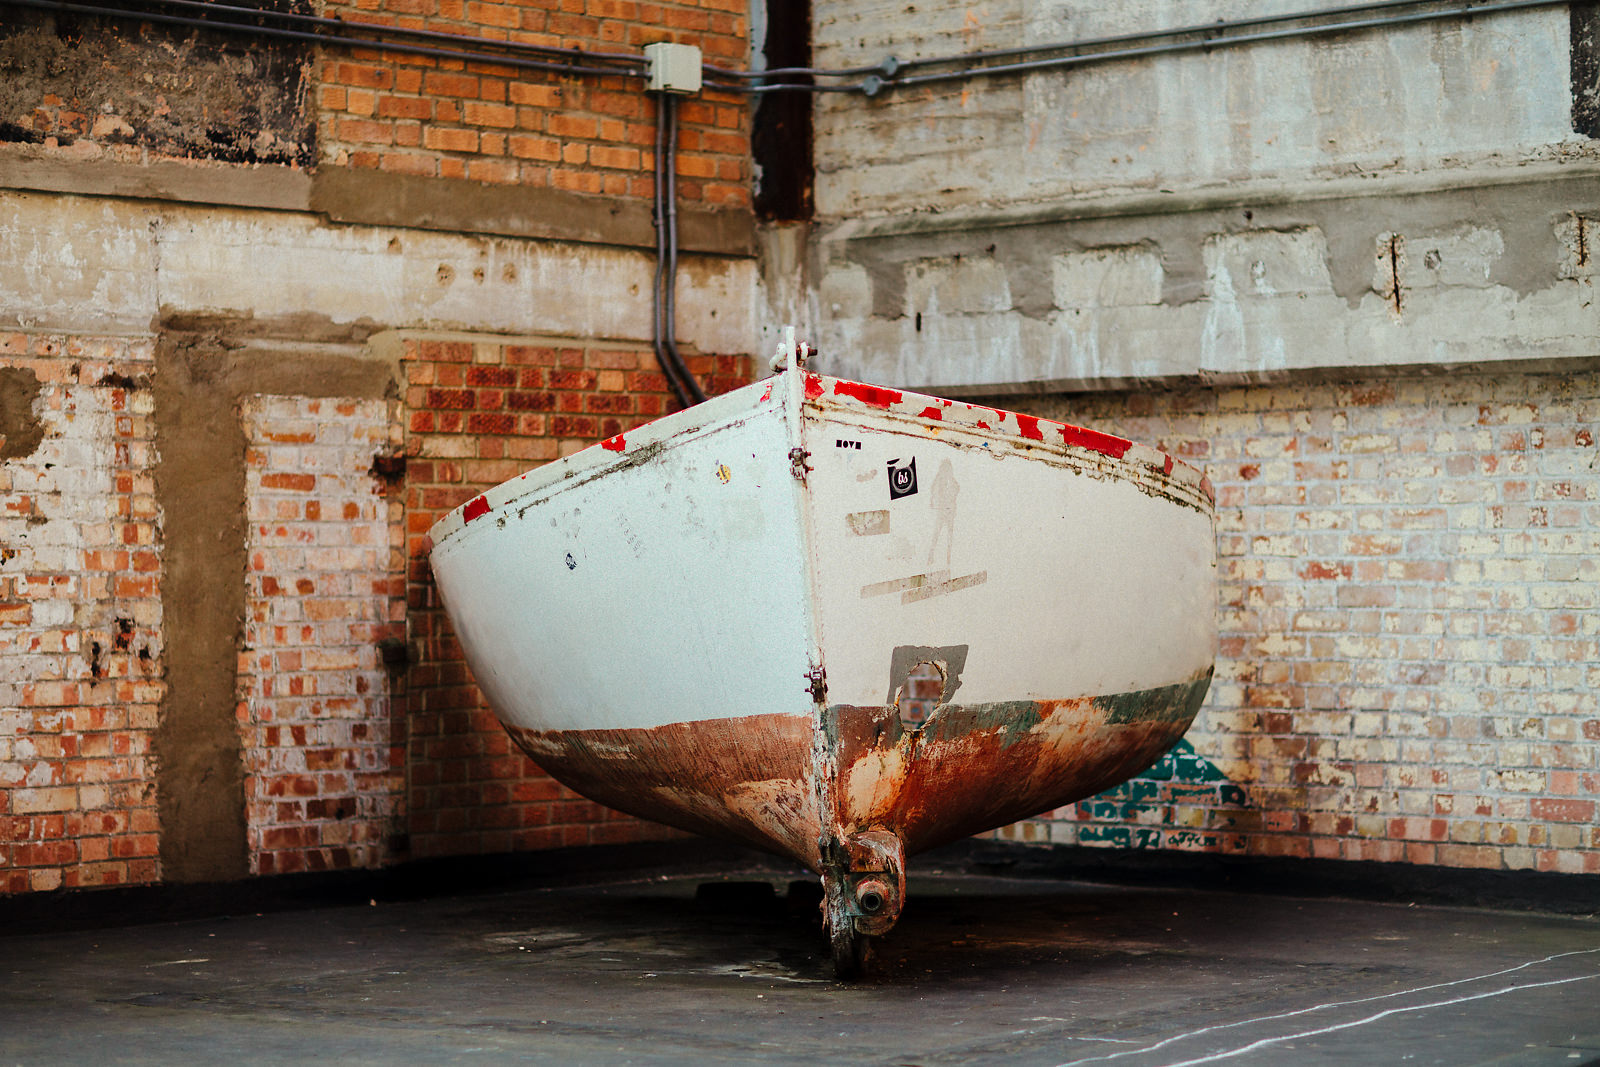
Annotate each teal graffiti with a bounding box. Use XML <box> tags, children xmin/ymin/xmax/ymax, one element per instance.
<box><xmin>1073</xmin><ymin>739</ymin><xmax>1250</xmax><ymax>828</ymax></box>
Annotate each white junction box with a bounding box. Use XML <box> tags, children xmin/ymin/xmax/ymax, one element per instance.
<box><xmin>644</xmin><ymin>41</ymin><xmax>702</xmax><ymax>94</ymax></box>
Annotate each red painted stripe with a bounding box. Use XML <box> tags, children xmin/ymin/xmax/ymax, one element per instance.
<box><xmin>1060</xmin><ymin>423</ymin><xmax>1132</xmax><ymax>459</ymax></box>
<box><xmin>1015</xmin><ymin>414</ymin><xmax>1044</xmax><ymax>442</ymax></box>
<box><xmin>462</xmin><ymin>495</ymin><xmax>491</xmax><ymax>523</ymax></box>
<box><xmin>918</xmin><ymin>406</ymin><xmax>944</xmax><ymax>421</ymax></box>
<box><xmin>833</xmin><ymin>379</ymin><xmax>902</xmax><ymax>409</ymax></box>
<box><xmin>601</xmin><ymin>434</ymin><xmax>626</xmax><ymax>452</ymax></box>
<box><xmin>804</xmin><ymin>373</ymin><xmax>825</xmax><ymax>400</ymax></box>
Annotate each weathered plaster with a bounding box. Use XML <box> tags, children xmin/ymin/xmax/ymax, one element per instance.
<box><xmin>812</xmin><ymin>4</ymin><xmax>1582</xmax><ymax>219</ymax></box>
<box><xmin>800</xmin><ymin>170</ymin><xmax>1600</xmax><ymax>392</ymax></box>
<box><xmin>0</xmin><ymin>191</ymin><xmax>760</xmax><ymax>355</ymax></box>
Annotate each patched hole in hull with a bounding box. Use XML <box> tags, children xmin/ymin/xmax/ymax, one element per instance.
<box><xmin>895</xmin><ymin>660</ymin><xmax>946</xmax><ymax>729</ymax></box>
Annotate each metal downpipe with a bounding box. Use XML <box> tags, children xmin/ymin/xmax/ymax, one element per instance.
<box><xmin>661</xmin><ymin>95</ymin><xmax>708</xmax><ymax>407</ymax></box>
<box><xmin>651</xmin><ymin>93</ymin><xmax>699</xmax><ymax>409</ymax></box>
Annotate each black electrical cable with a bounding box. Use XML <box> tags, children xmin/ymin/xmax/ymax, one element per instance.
<box><xmin>823</xmin><ymin>0</ymin><xmax>1537</xmax><ymax>75</ymax></box>
<box><xmin>703</xmin><ymin>78</ymin><xmax>860</xmax><ymax>94</ymax></box>
<box><xmin>91</xmin><ymin>0</ymin><xmax>643</xmax><ymax>67</ymax></box>
<box><xmin>651</xmin><ymin>96</ymin><xmax>691</xmax><ymax>410</ymax></box>
<box><xmin>703</xmin><ymin>60</ymin><xmax>880</xmax><ymax>80</ymax></box>
<box><xmin>6</xmin><ymin>0</ymin><xmax>642</xmax><ymax>79</ymax></box>
<box><xmin>712</xmin><ymin>0</ymin><xmax>1565</xmax><ymax>94</ymax></box>
<box><xmin>708</xmin><ymin>1</ymin><xmax>1461</xmax><ymax>83</ymax></box>
<box><xmin>883</xmin><ymin>0</ymin><xmax>1568</xmax><ymax>91</ymax></box>
<box><xmin>7</xmin><ymin>0</ymin><xmax>1565</xmax><ymax>96</ymax></box>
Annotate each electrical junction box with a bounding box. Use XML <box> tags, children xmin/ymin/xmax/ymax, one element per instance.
<box><xmin>644</xmin><ymin>42</ymin><xmax>702</xmax><ymax>94</ymax></box>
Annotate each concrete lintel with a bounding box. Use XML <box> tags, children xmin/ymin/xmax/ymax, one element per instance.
<box><xmin>825</xmin><ymin>158</ymin><xmax>1600</xmax><ymax>243</ymax></box>
<box><xmin>309</xmin><ymin>167</ymin><xmax>757</xmax><ymax>258</ymax></box>
<box><xmin>0</xmin><ymin>148</ymin><xmax>756</xmax><ymax>257</ymax></box>
<box><xmin>933</xmin><ymin>353</ymin><xmax>1600</xmax><ymax>400</ymax></box>
<box><xmin>0</xmin><ymin>147</ymin><xmax>314</xmax><ymax>214</ymax></box>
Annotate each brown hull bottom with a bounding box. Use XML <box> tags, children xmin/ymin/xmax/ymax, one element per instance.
<box><xmin>506</xmin><ymin>712</ymin><xmax>822</xmax><ymax>866</ymax></box>
<box><xmin>502</xmin><ymin>672</ymin><xmax>1211</xmax><ymax>871</ymax></box>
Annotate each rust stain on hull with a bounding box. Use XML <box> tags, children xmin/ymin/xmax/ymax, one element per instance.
<box><xmin>504</xmin><ymin>673</ymin><xmax>1211</xmax><ymax>978</ymax></box>
<box><xmin>825</xmin><ymin>674</ymin><xmax>1210</xmax><ymax>856</ymax></box>
<box><xmin>505</xmin><ymin>712</ymin><xmax>823</xmax><ymax>867</ymax></box>
<box><xmin>501</xmin><ymin>672</ymin><xmax>1210</xmax><ymax>873</ymax></box>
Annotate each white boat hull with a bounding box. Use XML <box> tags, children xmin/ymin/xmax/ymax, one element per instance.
<box><xmin>429</xmin><ymin>363</ymin><xmax>1216</xmax><ymax>972</ymax></box>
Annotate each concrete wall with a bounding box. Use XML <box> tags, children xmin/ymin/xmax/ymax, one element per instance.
<box><xmin>813</xmin><ymin>3</ymin><xmax>1579</xmax><ymax>218</ymax></box>
<box><xmin>798</xmin><ymin>2</ymin><xmax>1600</xmax><ymax>392</ymax></box>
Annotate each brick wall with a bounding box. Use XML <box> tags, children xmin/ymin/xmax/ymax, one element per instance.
<box><xmin>4</xmin><ymin>2</ymin><xmax>752</xmax><ymax>209</ymax></box>
<box><xmin>317</xmin><ymin>0</ymin><xmax>752</xmax><ymax>207</ymax></box>
<box><xmin>237</xmin><ymin>395</ymin><xmax>407</xmax><ymax>876</ymax></box>
<box><xmin>0</xmin><ymin>333</ymin><xmax>163</xmax><ymax>893</ymax></box>
<box><xmin>995</xmin><ymin>367</ymin><xmax>1600</xmax><ymax>875</ymax></box>
<box><xmin>4</xmin><ymin>330</ymin><xmax>1598</xmax><ymax>891</ymax></box>
<box><xmin>402</xmin><ymin>334</ymin><xmax>754</xmax><ymax>858</ymax></box>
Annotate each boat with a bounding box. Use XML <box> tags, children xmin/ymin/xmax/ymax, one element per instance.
<box><xmin>427</xmin><ymin>333</ymin><xmax>1217</xmax><ymax>977</ymax></box>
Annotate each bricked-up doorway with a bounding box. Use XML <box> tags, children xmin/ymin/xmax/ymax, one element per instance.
<box><xmin>152</xmin><ymin>333</ymin><xmax>399</xmax><ymax>883</ymax></box>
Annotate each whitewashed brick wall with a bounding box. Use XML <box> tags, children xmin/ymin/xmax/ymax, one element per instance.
<box><xmin>998</xmin><ymin>367</ymin><xmax>1600</xmax><ymax>874</ymax></box>
<box><xmin>0</xmin><ymin>333</ymin><xmax>163</xmax><ymax>892</ymax></box>
<box><xmin>237</xmin><ymin>395</ymin><xmax>405</xmax><ymax>875</ymax></box>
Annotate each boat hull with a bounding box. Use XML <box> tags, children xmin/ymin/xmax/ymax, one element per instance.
<box><xmin>429</xmin><ymin>365</ymin><xmax>1216</xmax><ymax>972</ymax></box>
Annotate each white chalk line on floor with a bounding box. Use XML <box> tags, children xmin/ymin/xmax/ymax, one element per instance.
<box><xmin>1052</xmin><ymin>946</ymin><xmax>1600</xmax><ymax>1067</ymax></box>
<box><xmin>1154</xmin><ymin>972</ymin><xmax>1600</xmax><ymax>1067</ymax></box>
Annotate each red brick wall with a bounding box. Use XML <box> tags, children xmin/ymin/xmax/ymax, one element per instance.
<box><xmin>238</xmin><ymin>395</ymin><xmax>409</xmax><ymax>876</ymax></box>
<box><xmin>402</xmin><ymin>335</ymin><xmax>754</xmax><ymax>858</ymax></box>
<box><xmin>999</xmin><ymin>368</ymin><xmax>1600</xmax><ymax>875</ymax></box>
<box><xmin>4</xmin><ymin>3</ymin><xmax>752</xmax><ymax>206</ymax></box>
<box><xmin>318</xmin><ymin>0</ymin><xmax>752</xmax><ymax>207</ymax></box>
<box><xmin>0</xmin><ymin>334</ymin><xmax>163</xmax><ymax>893</ymax></box>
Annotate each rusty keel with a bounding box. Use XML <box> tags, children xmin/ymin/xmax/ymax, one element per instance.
<box><xmin>819</xmin><ymin>829</ymin><xmax>905</xmax><ymax>980</ymax></box>
<box><xmin>805</xmin><ymin>670</ymin><xmax>1213</xmax><ymax>978</ymax></box>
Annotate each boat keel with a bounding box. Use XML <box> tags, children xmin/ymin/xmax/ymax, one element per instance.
<box><xmin>821</xmin><ymin>828</ymin><xmax>905</xmax><ymax>980</ymax></box>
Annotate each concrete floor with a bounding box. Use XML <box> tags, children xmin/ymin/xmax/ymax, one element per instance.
<box><xmin>2</xmin><ymin>862</ymin><xmax>1598</xmax><ymax>1065</ymax></box>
